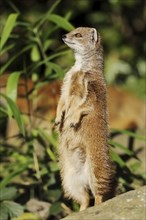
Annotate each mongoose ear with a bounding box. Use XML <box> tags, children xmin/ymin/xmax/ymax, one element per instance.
<box><xmin>90</xmin><ymin>28</ymin><xmax>98</xmax><ymax>44</ymax></box>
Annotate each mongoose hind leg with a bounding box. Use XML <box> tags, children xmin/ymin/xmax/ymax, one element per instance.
<box><xmin>64</xmin><ymin>187</ymin><xmax>90</xmax><ymax>211</ymax></box>
<box><xmin>79</xmin><ymin>191</ymin><xmax>90</xmax><ymax>211</ymax></box>
<box><xmin>94</xmin><ymin>194</ymin><xmax>102</xmax><ymax>205</ymax></box>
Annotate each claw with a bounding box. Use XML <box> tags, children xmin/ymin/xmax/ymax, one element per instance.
<box><xmin>54</xmin><ymin>121</ymin><xmax>60</xmax><ymax>127</ymax></box>
<box><xmin>70</xmin><ymin>123</ymin><xmax>74</xmax><ymax>128</ymax></box>
<box><xmin>70</xmin><ymin>122</ymin><xmax>78</xmax><ymax>128</ymax></box>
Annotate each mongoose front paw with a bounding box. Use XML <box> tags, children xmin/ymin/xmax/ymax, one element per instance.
<box><xmin>54</xmin><ymin>120</ymin><xmax>60</xmax><ymax>128</ymax></box>
<box><xmin>70</xmin><ymin>122</ymin><xmax>79</xmax><ymax>129</ymax></box>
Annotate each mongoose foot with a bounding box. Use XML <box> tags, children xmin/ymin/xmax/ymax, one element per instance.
<box><xmin>94</xmin><ymin>195</ymin><xmax>102</xmax><ymax>205</ymax></box>
<box><xmin>79</xmin><ymin>194</ymin><xmax>90</xmax><ymax>211</ymax></box>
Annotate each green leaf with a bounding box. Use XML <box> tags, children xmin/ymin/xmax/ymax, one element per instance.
<box><xmin>44</xmin><ymin>39</ymin><xmax>54</xmax><ymax>51</ymax></box>
<box><xmin>46</xmin><ymin>62</ymin><xmax>64</xmax><ymax>78</ymax></box>
<box><xmin>29</xmin><ymin>49</ymin><xmax>69</xmax><ymax>74</ymax></box>
<box><xmin>0</xmin><ymin>93</ymin><xmax>25</xmax><ymax>136</ymax></box>
<box><xmin>4</xmin><ymin>201</ymin><xmax>24</xmax><ymax>218</ymax></box>
<box><xmin>0</xmin><ymin>162</ymin><xmax>31</xmax><ymax>188</ymax></box>
<box><xmin>110</xmin><ymin>150</ymin><xmax>126</xmax><ymax>168</ymax></box>
<box><xmin>49</xmin><ymin>161</ymin><xmax>59</xmax><ymax>172</ymax></box>
<box><xmin>48</xmin><ymin>0</ymin><xmax>61</xmax><ymax>14</ymax></box>
<box><xmin>31</xmin><ymin>45</ymin><xmax>41</xmax><ymax>62</ymax></box>
<box><xmin>6</xmin><ymin>72</ymin><xmax>22</xmax><ymax>103</ymax></box>
<box><xmin>72</xmin><ymin>201</ymin><xmax>80</xmax><ymax>211</ymax></box>
<box><xmin>128</xmin><ymin>161</ymin><xmax>142</xmax><ymax>172</ymax></box>
<box><xmin>111</xmin><ymin>129</ymin><xmax>146</xmax><ymax>141</ymax></box>
<box><xmin>0</xmin><ymin>44</ymin><xmax>32</xmax><ymax>75</ymax></box>
<box><xmin>38</xmin><ymin>128</ymin><xmax>58</xmax><ymax>149</ymax></box>
<box><xmin>47</xmin><ymin>189</ymin><xmax>62</xmax><ymax>202</ymax></box>
<box><xmin>35</xmin><ymin>0</ymin><xmax>61</xmax><ymax>29</ymax></box>
<box><xmin>47</xmin><ymin>147</ymin><xmax>56</xmax><ymax>161</ymax></box>
<box><xmin>46</xmin><ymin>14</ymin><xmax>74</xmax><ymax>31</ymax></box>
<box><xmin>33</xmin><ymin>152</ymin><xmax>41</xmax><ymax>180</ymax></box>
<box><xmin>0</xmin><ymin>44</ymin><xmax>15</xmax><ymax>56</ymax></box>
<box><xmin>65</xmin><ymin>11</ymin><xmax>73</xmax><ymax>20</ymax></box>
<box><xmin>109</xmin><ymin>140</ymin><xmax>133</xmax><ymax>156</ymax></box>
<box><xmin>0</xmin><ymin>13</ymin><xmax>19</xmax><ymax>50</ymax></box>
<box><xmin>0</xmin><ymin>203</ymin><xmax>9</xmax><ymax>220</ymax></box>
<box><xmin>37</xmin><ymin>128</ymin><xmax>57</xmax><ymax>161</ymax></box>
<box><xmin>50</xmin><ymin>202</ymin><xmax>63</xmax><ymax>215</ymax></box>
<box><xmin>0</xmin><ymin>187</ymin><xmax>17</xmax><ymax>201</ymax></box>
<box><xmin>0</xmin><ymin>106</ymin><xmax>8</xmax><ymax>117</ymax></box>
<box><xmin>12</xmin><ymin>212</ymin><xmax>39</xmax><ymax>220</ymax></box>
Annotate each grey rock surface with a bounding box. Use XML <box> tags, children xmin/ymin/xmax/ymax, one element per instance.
<box><xmin>62</xmin><ymin>186</ymin><xmax>146</xmax><ymax>220</ymax></box>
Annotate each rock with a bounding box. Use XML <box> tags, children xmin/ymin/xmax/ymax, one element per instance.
<box><xmin>26</xmin><ymin>198</ymin><xmax>51</xmax><ymax>220</ymax></box>
<box><xmin>61</xmin><ymin>186</ymin><xmax>146</xmax><ymax>220</ymax></box>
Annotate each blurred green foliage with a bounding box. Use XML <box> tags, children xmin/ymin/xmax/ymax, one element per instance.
<box><xmin>0</xmin><ymin>0</ymin><xmax>145</xmax><ymax>97</ymax></box>
<box><xmin>0</xmin><ymin>0</ymin><xmax>145</xmax><ymax>219</ymax></box>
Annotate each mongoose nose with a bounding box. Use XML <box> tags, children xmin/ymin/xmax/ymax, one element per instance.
<box><xmin>62</xmin><ymin>34</ymin><xmax>66</xmax><ymax>40</ymax></box>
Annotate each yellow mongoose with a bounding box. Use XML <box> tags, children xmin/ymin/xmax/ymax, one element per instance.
<box><xmin>57</xmin><ymin>27</ymin><xmax>115</xmax><ymax>210</ymax></box>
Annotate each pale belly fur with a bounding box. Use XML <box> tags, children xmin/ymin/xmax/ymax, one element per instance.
<box><xmin>59</xmin><ymin>143</ymin><xmax>90</xmax><ymax>198</ymax></box>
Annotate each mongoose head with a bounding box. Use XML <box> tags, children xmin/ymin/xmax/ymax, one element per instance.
<box><xmin>62</xmin><ymin>27</ymin><xmax>101</xmax><ymax>55</ymax></box>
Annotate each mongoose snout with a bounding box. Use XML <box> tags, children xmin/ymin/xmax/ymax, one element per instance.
<box><xmin>62</xmin><ymin>34</ymin><xmax>67</xmax><ymax>40</ymax></box>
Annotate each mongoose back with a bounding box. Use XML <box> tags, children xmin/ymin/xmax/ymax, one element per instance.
<box><xmin>55</xmin><ymin>27</ymin><xmax>115</xmax><ymax>211</ymax></box>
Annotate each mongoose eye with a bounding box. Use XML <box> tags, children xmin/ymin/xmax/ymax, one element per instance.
<box><xmin>74</xmin><ymin>33</ymin><xmax>82</xmax><ymax>38</ymax></box>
